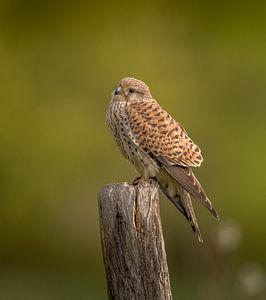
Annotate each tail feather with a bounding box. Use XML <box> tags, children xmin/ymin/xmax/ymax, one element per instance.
<box><xmin>180</xmin><ymin>187</ymin><xmax>203</xmax><ymax>242</ymax></box>
<box><xmin>163</xmin><ymin>165</ymin><xmax>219</xmax><ymax>220</ymax></box>
<box><xmin>157</xmin><ymin>171</ymin><xmax>203</xmax><ymax>242</ymax></box>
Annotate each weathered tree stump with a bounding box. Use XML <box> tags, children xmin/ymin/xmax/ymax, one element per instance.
<box><xmin>98</xmin><ymin>180</ymin><xmax>172</xmax><ymax>300</ymax></box>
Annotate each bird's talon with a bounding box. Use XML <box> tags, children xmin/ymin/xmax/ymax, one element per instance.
<box><xmin>132</xmin><ymin>177</ymin><xmax>141</xmax><ymax>185</ymax></box>
<box><xmin>132</xmin><ymin>176</ymin><xmax>142</xmax><ymax>186</ymax></box>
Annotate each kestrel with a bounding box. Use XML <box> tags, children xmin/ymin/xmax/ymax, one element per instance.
<box><xmin>107</xmin><ymin>77</ymin><xmax>219</xmax><ymax>242</ymax></box>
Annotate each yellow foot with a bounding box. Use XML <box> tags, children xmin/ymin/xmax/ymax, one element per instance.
<box><xmin>132</xmin><ymin>176</ymin><xmax>144</xmax><ymax>186</ymax></box>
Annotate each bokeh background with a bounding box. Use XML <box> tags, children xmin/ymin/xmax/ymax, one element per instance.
<box><xmin>1</xmin><ymin>1</ymin><xmax>266</xmax><ymax>299</ymax></box>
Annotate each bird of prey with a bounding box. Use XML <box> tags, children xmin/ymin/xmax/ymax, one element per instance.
<box><xmin>107</xmin><ymin>77</ymin><xmax>219</xmax><ymax>242</ymax></box>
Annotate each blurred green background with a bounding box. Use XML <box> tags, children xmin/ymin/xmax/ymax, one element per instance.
<box><xmin>1</xmin><ymin>0</ymin><xmax>266</xmax><ymax>299</ymax></box>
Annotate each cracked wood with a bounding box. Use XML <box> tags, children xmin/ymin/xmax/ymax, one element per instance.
<box><xmin>98</xmin><ymin>180</ymin><xmax>172</xmax><ymax>300</ymax></box>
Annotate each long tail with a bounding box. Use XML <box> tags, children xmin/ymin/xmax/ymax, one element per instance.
<box><xmin>157</xmin><ymin>171</ymin><xmax>203</xmax><ymax>242</ymax></box>
<box><xmin>163</xmin><ymin>165</ymin><xmax>219</xmax><ymax>220</ymax></box>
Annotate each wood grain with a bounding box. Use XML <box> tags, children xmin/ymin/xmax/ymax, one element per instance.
<box><xmin>98</xmin><ymin>180</ymin><xmax>172</xmax><ymax>300</ymax></box>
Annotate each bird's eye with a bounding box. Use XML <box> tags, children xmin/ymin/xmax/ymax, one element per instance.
<box><xmin>129</xmin><ymin>88</ymin><xmax>135</xmax><ymax>93</ymax></box>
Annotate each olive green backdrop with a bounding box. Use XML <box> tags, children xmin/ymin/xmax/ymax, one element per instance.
<box><xmin>1</xmin><ymin>1</ymin><xmax>266</xmax><ymax>299</ymax></box>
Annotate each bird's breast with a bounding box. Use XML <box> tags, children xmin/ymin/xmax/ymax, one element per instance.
<box><xmin>107</xmin><ymin>101</ymin><xmax>159</xmax><ymax>178</ymax></box>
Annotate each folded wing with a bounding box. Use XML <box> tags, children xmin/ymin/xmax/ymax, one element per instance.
<box><xmin>127</xmin><ymin>99</ymin><xmax>219</xmax><ymax>219</ymax></box>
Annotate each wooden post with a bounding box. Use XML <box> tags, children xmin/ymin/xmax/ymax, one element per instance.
<box><xmin>98</xmin><ymin>180</ymin><xmax>172</xmax><ymax>300</ymax></box>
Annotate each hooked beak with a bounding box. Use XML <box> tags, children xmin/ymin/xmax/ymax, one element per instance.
<box><xmin>114</xmin><ymin>86</ymin><xmax>123</xmax><ymax>95</ymax></box>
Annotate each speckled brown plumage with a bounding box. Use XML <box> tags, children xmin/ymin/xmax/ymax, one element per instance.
<box><xmin>127</xmin><ymin>99</ymin><xmax>203</xmax><ymax>167</ymax></box>
<box><xmin>107</xmin><ymin>77</ymin><xmax>219</xmax><ymax>242</ymax></box>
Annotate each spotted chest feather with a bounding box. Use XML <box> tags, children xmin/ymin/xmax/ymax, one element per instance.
<box><xmin>107</xmin><ymin>101</ymin><xmax>159</xmax><ymax>178</ymax></box>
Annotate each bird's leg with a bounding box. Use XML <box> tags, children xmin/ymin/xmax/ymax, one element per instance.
<box><xmin>132</xmin><ymin>176</ymin><xmax>157</xmax><ymax>186</ymax></box>
<box><xmin>132</xmin><ymin>176</ymin><xmax>145</xmax><ymax>186</ymax></box>
<box><xmin>149</xmin><ymin>176</ymin><xmax>157</xmax><ymax>185</ymax></box>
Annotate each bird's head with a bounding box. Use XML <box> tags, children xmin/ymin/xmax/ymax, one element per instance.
<box><xmin>111</xmin><ymin>77</ymin><xmax>152</xmax><ymax>103</ymax></box>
